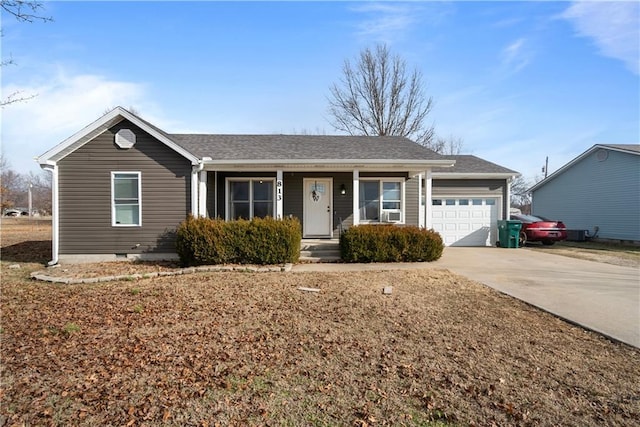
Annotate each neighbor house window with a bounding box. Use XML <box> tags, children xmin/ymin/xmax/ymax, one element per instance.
<box><xmin>112</xmin><ymin>172</ymin><xmax>141</xmax><ymax>226</ymax></box>
<box><xmin>359</xmin><ymin>179</ymin><xmax>404</xmax><ymax>222</ymax></box>
<box><xmin>228</xmin><ymin>179</ymin><xmax>274</xmax><ymax>220</ymax></box>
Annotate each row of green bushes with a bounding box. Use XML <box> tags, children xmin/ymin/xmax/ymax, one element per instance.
<box><xmin>175</xmin><ymin>216</ymin><xmax>301</xmax><ymax>266</ymax></box>
<box><xmin>339</xmin><ymin>224</ymin><xmax>444</xmax><ymax>263</ymax></box>
<box><xmin>175</xmin><ymin>217</ymin><xmax>443</xmax><ymax>265</ymax></box>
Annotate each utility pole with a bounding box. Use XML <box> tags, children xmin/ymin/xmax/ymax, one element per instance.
<box><xmin>28</xmin><ymin>183</ymin><xmax>33</xmax><ymax>216</ymax></box>
<box><xmin>542</xmin><ymin>156</ymin><xmax>549</xmax><ymax>178</ymax></box>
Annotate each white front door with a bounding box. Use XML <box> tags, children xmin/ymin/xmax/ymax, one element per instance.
<box><xmin>303</xmin><ymin>178</ymin><xmax>333</xmax><ymax>238</ymax></box>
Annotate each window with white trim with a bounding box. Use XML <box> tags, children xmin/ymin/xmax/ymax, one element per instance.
<box><xmin>359</xmin><ymin>179</ymin><xmax>403</xmax><ymax>222</ymax></box>
<box><xmin>112</xmin><ymin>172</ymin><xmax>141</xmax><ymax>226</ymax></box>
<box><xmin>228</xmin><ymin>179</ymin><xmax>275</xmax><ymax>220</ymax></box>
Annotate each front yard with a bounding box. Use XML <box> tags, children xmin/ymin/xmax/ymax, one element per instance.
<box><xmin>1</xmin><ymin>218</ymin><xmax>638</xmax><ymax>425</ymax></box>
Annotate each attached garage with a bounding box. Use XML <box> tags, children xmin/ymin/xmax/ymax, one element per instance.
<box><xmin>431</xmin><ymin>197</ymin><xmax>499</xmax><ymax>246</ymax></box>
<box><xmin>430</xmin><ymin>155</ymin><xmax>517</xmax><ymax>247</ymax></box>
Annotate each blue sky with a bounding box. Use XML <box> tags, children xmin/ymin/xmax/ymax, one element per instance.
<box><xmin>2</xmin><ymin>1</ymin><xmax>638</xmax><ymax>183</ymax></box>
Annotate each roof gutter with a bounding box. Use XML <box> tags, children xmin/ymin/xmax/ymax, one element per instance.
<box><xmin>198</xmin><ymin>158</ymin><xmax>455</xmax><ymax>173</ymax></box>
<box><xmin>200</xmin><ymin>158</ymin><xmax>455</xmax><ymax>165</ymax></box>
<box><xmin>431</xmin><ymin>172</ymin><xmax>520</xmax><ymax>179</ymax></box>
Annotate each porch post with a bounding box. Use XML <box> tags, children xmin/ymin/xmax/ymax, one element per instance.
<box><xmin>198</xmin><ymin>170</ymin><xmax>207</xmax><ymax>217</ymax></box>
<box><xmin>418</xmin><ymin>173</ymin><xmax>425</xmax><ymax>228</ymax></box>
<box><xmin>352</xmin><ymin>169</ymin><xmax>359</xmax><ymax>225</ymax></box>
<box><xmin>191</xmin><ymin>166</ymin><xmax>199</xmax><ymax>217</ymax></box>
<box><xmin>505</xmin><ymin>176</ymin><xmax>513</xmax><ymax>219</ymax></box>
<box><xmin>276</xmin><ymin>170</ymin><xmax>283</xmax><ymax>219</ymax></box>
<box><xmin>425</xmin><ymin>169</ymin><xmax>433</xmax><ymax>229</ymax></box>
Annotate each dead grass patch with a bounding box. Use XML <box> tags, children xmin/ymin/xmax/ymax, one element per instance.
<box><xmin>1</xmin><ymin>219</ymin><xmax>638</xmax><ymax>426</ymax></box>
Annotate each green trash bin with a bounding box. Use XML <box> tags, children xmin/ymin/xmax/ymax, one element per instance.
<box><xmin>497</xmin><ymin>220</ymin><xmax>522</xmax><ymax>248</ymax></box>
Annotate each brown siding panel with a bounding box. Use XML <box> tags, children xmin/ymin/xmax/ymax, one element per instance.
<box><xmin>58</xmin><ymin>120</ymin><xmax>192</xmax><ymax>255</ymax></box>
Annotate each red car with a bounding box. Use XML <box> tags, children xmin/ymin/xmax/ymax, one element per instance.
<box><xmin>510</xmin><ymin>214</ymin><xmax>568</xmax><ymax>246</ymax></box>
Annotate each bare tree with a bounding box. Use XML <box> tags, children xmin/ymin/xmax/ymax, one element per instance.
<box><xmin>25</xmin><ymin>170</ymin><xmax>52</xmax><ymax>214</ymax></box>
<box><xmin>0</xmin><ymin>155</ymin><xmax>52</xmax><ymax>214</ymax></box>
<box><xmin>432</xmin><ymin>134</ymin><xmax>464</xmax><ymax>155</ymax></box>
<box><xmin>328</xmin><ymin>44</ymin><xmax>435</xmax><ymax>148</ymax></box>
<box><xmin>1</xmin><ymin>157</ymin><xmax>25</xmax><ymax>211</ymax></box>
<box><xmin>1</xmin><ymin>0</ymin><xmax>51</xmax><ymax>22</ymax></box>
<box><xmin>103</xmin><ymin>105</ymin><xmax>140</xmax><ymax>115</ymax></box>
<box><xmin>510</xmin><ymin>175</ymin><xmax>532</xmax><ymax>214</ymax></box>
<box><xmin>1</xmin><ymin>0</ymin><xmax>52</xmax><ymax>107</ymax></box>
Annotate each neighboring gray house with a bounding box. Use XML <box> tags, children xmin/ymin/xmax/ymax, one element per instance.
<box><xmin>37</xmin><ymin>107</ymin><xmax>518</xmax><ymax>263</ymax></box>
<box><xmin>530</xmin><ymin>144</ymin><xmax>640</xmax><ymax>243</ymax></box>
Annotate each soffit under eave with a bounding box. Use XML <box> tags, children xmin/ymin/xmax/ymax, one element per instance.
<box><xmin>201</xmin><ymin>162</ymin><xmax>453</xmax><ymax>174</ymax></box>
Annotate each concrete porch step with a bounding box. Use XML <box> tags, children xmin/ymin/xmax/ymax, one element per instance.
<box><xmin>300</xmin><ymin>239</ymin><xmax>341</xmax><ymax>263</ymax></box>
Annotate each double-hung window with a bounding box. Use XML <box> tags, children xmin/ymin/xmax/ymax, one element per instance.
<box><xmin>112</xmin><ymin>172</ymin><xmax>141</xmax><ymax>226</ymax></box>
<box><xmin>228</xmin><ymin>179</ymin><xmax>274</xmax><ymax>220</ymax></box>
<box><xmin>359</xmin><ymin>179</ymin><xmax>403</xmax><ymax>223</ymax></box>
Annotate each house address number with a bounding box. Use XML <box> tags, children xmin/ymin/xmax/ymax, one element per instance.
<box><xmin>276</xmin><ymin>180</ymin><xmax>283</xmax><ymax>201</ymax></box>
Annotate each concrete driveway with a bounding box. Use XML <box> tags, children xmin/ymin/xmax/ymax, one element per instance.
<box><xmin>432</xmin><ymin>247</ymin><xmax>640</xmax><ymax>348</ymax></box>
<box><xmin>293</xmin><ymin>246</ymin><xmax>640</xmax><ymax>347</ymax></box>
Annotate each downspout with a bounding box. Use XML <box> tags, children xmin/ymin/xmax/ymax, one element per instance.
<box><xmin>41</xmin><ymin>162</ymin><xmax>59</xmax><ymax>266</ymax></box>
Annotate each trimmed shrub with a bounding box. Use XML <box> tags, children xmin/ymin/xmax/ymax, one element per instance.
<box><xmin>340</xmin><ymin>224</ymin><xmax>444</xmax><ymax>263</ymax></box>
<box><xmin>175</xmin><ymin>216</ymin><xmax>301</xmax><ymax>266</ymax></box>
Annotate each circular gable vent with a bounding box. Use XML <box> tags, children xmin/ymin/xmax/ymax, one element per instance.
<box><xmin>596</xmin><ymin>148</ymin><xmax>608</xmax><ymax>162</ymax></box>
<box><xmin>115</xmin><ymin>129</ymin><xmax>136</xmax><ymax>149</ymax></box>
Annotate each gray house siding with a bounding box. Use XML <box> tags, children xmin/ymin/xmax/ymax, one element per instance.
<box><xmin>532</xmin><ymin>149</ymin><xmax>640</xmax><ymax>241</ymax></box>
<box><xmin>58</xmin><ymin>120</ymin><xmax>192</xmax><ymax>255</ymax></box>
<box><xmin>283</xmin><ymin>172</ymin><xmax>352</xmax><ymax>238</ymax></box>
<box><xmin>207</xmin><ymin>171</ymin><xmax>415</xmax><ymax>238</ymax></box>
<box><xmin>405</xmin><ymin>175</ymin><xmax>420</xmax><ymax>227</ymax></box>
<box><xmin>432</xmin><ymin>179</ymin><xmax>508</xmax><ymax>219</ymax></box>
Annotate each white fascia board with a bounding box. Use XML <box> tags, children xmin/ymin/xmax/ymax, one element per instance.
<box><xmin>596</xmin><ymin>144</ymin><xmax>640</xmax><ymax>156</ymax></box>
<box><xmin>201</xmin><ymin>158</ymin><xmax>455</xmax><ymax>172</ymax></box>
<box><xmin>432</xmin><ymin>172</ymin><xmax>519</xmax><ymax>180</ymax></box>
<box><xmin>36</xmin><ymin>107</ymin><xmax>199</xmax><ymax>166</ymax></box>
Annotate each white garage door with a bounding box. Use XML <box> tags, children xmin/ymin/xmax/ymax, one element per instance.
<box><xmin>431</xmin><ymin>198</ymin><xmax>498</xmax><ymax>246</ymax></box>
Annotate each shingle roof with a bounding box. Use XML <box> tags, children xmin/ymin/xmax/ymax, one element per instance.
<box><xmin>436</xmin><ymin>155</ymin><xmax>518</xmax><ymax>175</ymax></box>
<box><xmin>599</xmin><ymin>144</ymin><xmax>640</xmax><ymax>154</ymax></box>
<box><xmin>170</xmin><ymin>134</ymin><xmax>445</xmax><ymax>161</ymax></box>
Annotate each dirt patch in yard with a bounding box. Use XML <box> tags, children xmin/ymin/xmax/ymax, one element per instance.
<box><xmin>2</xmin><ymin>218</ymin><xmax>639</xmax><ymax>426</ymax></box>
<box><xmin>527</xmin><ymin>241</ymin><xmax>640</xmax><ymax>268</ymax></box>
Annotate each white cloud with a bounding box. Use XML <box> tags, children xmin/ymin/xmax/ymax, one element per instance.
<box><xmin>350</xmin><ymin>2</ymin><xmax>451</xmax><ymax>44</ymax></box>
<box><xmin>351</xmin><ymin>3</ymin><xmax>417</xmax><ymax>43</ymax></box>
<box><xmin>500</xmin><ymin>37</ymin><xmax>533</xmax><ymax>75</ymax></box>
<box><xmin>561</xmin><ymin>1</ymin><xmax>640</xmax><ymax>74</ymax></box>
<box><xmin>1</xmin><ymin>69</ymin><xmax>148</xmax><ymax>174</ymax></box>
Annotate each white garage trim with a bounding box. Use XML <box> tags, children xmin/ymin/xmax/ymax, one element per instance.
<box><xmin>431</xmin><ymin>195</ymin><xmax>503</xmax><ymax>246</ymax></box>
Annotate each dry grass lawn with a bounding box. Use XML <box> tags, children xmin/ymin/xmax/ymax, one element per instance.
<box><xmin>1</xmin><ymin>218</ymin><xmax>639</xmax><ymax>426</ymax></box>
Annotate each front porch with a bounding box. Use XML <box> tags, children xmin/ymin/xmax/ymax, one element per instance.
<box><xmin>197</xmin><ymin>169</ymin><xmax>435</xmax><ymax>238</ymax></box>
